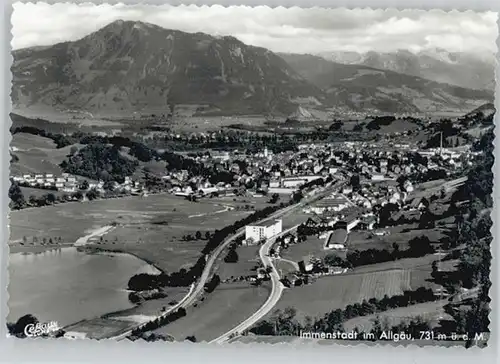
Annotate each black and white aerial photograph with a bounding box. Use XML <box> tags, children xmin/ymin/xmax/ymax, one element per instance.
<box><xmin>6</xmin><ymin>3</ymin><xmax>496</xmax><ymax>347</ymax></box>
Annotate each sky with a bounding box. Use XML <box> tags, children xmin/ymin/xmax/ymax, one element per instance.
<box><xmin>11</xmin><ymin>2</ymin><xmax>498</xmax><ymax>55</ymax></box>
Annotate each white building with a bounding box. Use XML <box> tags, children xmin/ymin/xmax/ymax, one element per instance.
<box><xmin>63</xmin><ymin>185</ymin><xmax>77</xmax><ymax>193</ymax></box>
<box><xmin>268</xmin><ymin>187</ymin><xmax>296</xmax><ymax>195</ymax></box>
<box><xmin>347</xmin><ymin>219</ymin><xmax>361</xmax><ymax>232</ymax></box>
<box><xmin>269</xmin><ymin>179</ymin><xmax>281</xmax><ymax>188</ymax></box>
<box><xmin>282</xmin><ymin>178</ymin><xmax>307</xmax><ymax>188</ymax></box>
<box><xmin>245</xmin><ymin>219</ymin><xmax>282</xmax><ymax>245</ymax></box>
<box><xmin>342</xmin><ymin>186</ymin><xmax>353</xmax><ymax>194</ymax></box>
<box><xmin>313</xmin><ymin>164</ymin><xmax>323</xmax><ymax>174</ymax></box>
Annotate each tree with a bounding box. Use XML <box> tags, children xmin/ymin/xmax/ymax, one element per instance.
<box><xmin>69</xmin><ymin>145</ymin><xmax>78</xmax><ymax>156</ymax></box>
<box><xmin>324</xmin><ymin>253</ymin><xmax>345</xmax><ymax>267</ymax></box>
<box><xmin>8</xmin><ymin>181</ymin><xmax>25</xmax><ymax>210</ymax></box>
<box><xmin>292</xmin><ymin>190</ymin><xmax>303</xmax><ymax>203</ymax></box>
<box><xmin>7</xmin><ymin>314</ymin><xmax>38</xmax><ymax>338</ymax></box>
<box><xmin>408</xmin><ymin>236</ymin><xmax>434</xmax><ymax>256</ymax></box>
<box><xmin>46</xmin><ymin>193</ymin><xmax>56</xmax><ymax>205</ymax></box>
<box><xmin>431</xmin><ymin>261</ymin><xmax>438</xmax><ymax>277</ymax></box>
<box><xmin>60</xmin><ymin>142</ymin><xmax>139</xmax><ymax>182</ymax></box>
<box><xmin>72</xmin><ymin>191</ymin><xmax>83</xmax><ymax>201</ymax></box>
<box><xmin>392</xmin><ymin>242</ymin><xmax>400</xmax><ymax>258</ymax></box>
<box><xmin>103</xmin><ymin>181</ymin><xmax>115</xmax><ymax>192</ymax></box>
<box><xmin>269</xmin><ymin>193</ymin><xmax>280</xmax><ymax>204</ymax></box>
<box><xmin>28</xmin><ymin>195</ymin><xmax>38</xmax><ymax>206</ymax></box>
<box><xmin>377</xmin><ymin>203</ymin><xmax>399</xmax><ymax>227</ymax></box>
<box><xmin>79</xmin><ymin>180</ymin><xmax>89</xmax><ymax>190</ymax></box>
<box><xmin>195</xmin><ymin>231</ymin><xmax>202</xmax><ymax>240</ymax></box>
<box><xmin>329</xmin><ymin>120</ymin><xmax>343</xmax><ymax>131</ymax></box>
<box><xmin>418</xmin><ymin>209</ymin><xmax>436</xmax><ymax>229</ymax></box>
<box><xmin>224</xmin><ymin>248</ymin><xmax>239</xmax><ymax>263</ymax></box>
<box><xmin>350</xmin><ymin>174</ymin><xmax>361</xmax><ymax>191</ymax></box>
<box><xmin>10</xmin><ymin>152</ymin><xmax>19</xmax><ymax>163</ymax></box>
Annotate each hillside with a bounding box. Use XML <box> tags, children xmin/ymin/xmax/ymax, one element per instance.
<box><xmin>10</xmin><ymin>133</ymin><xmax>80</xmax><ymax>176</ymax></box>
<box><xmin>318</xmin><ymin>49</ymin><xmax>495</xmax><ymax>91</ymax></box>
<box><xmin>11</xmin><ymin>20</ymin><xmax>325</xmax><ymax>117</ymax></box>
<box><xmin>279</xmin><ymin>53</ymin><xmax>493</xmax><ymax>114</ymax></box>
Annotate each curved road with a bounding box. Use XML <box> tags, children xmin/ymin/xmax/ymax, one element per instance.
<box><xmin>209</xmin><ymin>226</ymin><xmax>298</xmax><ymax>344</ymax></box>
<box><xmin>276</xmin><ymin>258</ymin><xmax>300</xmax><ymax>272</ymax></box>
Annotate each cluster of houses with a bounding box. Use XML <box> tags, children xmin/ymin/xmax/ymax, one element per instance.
<box><xmin>13</xmin><ymin>173</ymin><xmax>144</xmax><ymax>196</ymax></box>
<box><xmin>249</xmin><ymin>139</ymin><xmax>476</xmax><ymax>285</ymax></box>
<box><xmin>159</xmin><ymin>143</ymin><xmax>346</xmax><ymax>198</ymax></box>
<box><xmin>13</xmin><ymin>173</ymin><xmax>78</xmax><ymax>193</ymax></box>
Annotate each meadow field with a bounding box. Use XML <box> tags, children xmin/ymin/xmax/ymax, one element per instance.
<box><xmin>274</xmin><ymin>259</ymin><xmax>300</xmax><ymax>275</ymax></box>
<box><xmin>169</xmin><ymin>114</ymin><xmax>269</xmax><ymax>133</ymax></box>
<box><xmin>271</xmin><ymin>269</ymin><xmax>411</xmax><ymax>322</ymax></box>
<box><xmin>281</xmin><ymin>210</ymin><xmax>311</xmax><ymax>229</ymax></box>
<box><xmin>152</xmin><ymin>282</ymin><xmax>271</xmax><ymax>342</ymax></box>
<box><xmin>64</xmin><ymin>317</ymin><xmax>133</xmax><ymax>340</ymax></box>
<box><xmin>215</xmin><ymin>245</ymin><xmax>261</xmax><ymax>281</ymax></box>
<box><xmin>10</xmin><ymin>194</ymin><xmax>221</xmax><ymax>241</ymax></box>
<box><xmin>208</xmin><ymin>194</ymin><xmax>270</xmax><ymax>212</ymax></box>
<box><xmin>9</xmin><ymin>193</ymin><xmax>260</xmax><ymax>272</ymax></box>
<box><xmin>10</xmin><ymin>133</ymin><xmax>83</xmax><ymax>176</ymax></box>
<box><xmin>269</xmin><ymin>254</ymin><xmax>447</xmax><ymax>322</ymax></box>
<box><xmin>281</xmin><ymin>235</ymin><xmax>328</xmax><ymax>263</ymax></box>
<box><xmin>11</xmin><ymin>132</ymin><xmax>57</xmax><ymax>150</ymax></box>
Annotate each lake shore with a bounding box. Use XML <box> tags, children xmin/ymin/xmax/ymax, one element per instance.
<box><xmin>8</xmin><ymin>224</ymin><xmax>116</xmax><ymax>255</ymax></box>
<box><xmin>9</xmin><ymin>242</ymin><xmax>74</xmax><ymax>254</ymax></box>
<box><xmin>79</xmin><ymin>245</ymin><xmax>164</xmax><ymax>276</ymax></box>
<box><xmin>9</xmin><ymin>224</ymin><xmax>172</xmax><ymax>335</ymax></box>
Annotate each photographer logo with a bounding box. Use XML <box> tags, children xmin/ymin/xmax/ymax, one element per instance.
<box><xmin>24</xmin><ymin>321</ymin><xmax>59</xmax><ymax>338</ymax></box>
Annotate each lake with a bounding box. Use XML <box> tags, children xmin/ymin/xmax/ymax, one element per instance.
<box><xmin>8</xmin><ymin>247</ymin><xmax>160</xmax><ymax>328</ymax></box>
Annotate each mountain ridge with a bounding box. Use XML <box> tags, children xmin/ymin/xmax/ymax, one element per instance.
<box><xmin>12</xmin><ymin>20</ymin><xmax>325</xmax><ymax>116</ymax></box>
<box><xmin>11</xmin><ymin>19</ymin><xmax>494</xmax><ymax>118</ymax></box>
<box><xmin>317</xmin><ymin>49</ymin><xmax>495</xmax><ymax>91</ymax></box>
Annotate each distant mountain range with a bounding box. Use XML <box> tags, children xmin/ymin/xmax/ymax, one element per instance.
<box><xmin>317</xmin><ymin>49</ymin><xmax>495</xmax><ymax>91</ymax></box>
<box><xmin>11</xmin><ymin>20</ymin><xmax>494</xmax><ymax>118</ymax></box>
<box><xmin>278</xmin><ymin>53</ymin><xmax>493</xmax><ymax>115</ymax></box>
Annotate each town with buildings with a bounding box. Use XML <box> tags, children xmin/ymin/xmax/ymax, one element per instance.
<box><xmin>6</xmin><ymin>5</ymin><xmax>494</xmax><ymax>352</ymax></box>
